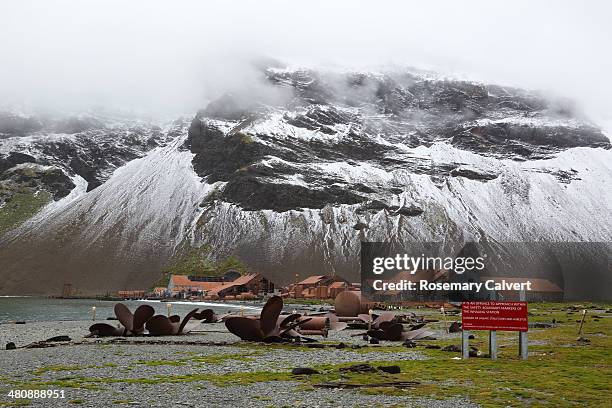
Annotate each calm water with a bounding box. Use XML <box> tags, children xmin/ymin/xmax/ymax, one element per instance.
<box><xmin>0</xmin><ymin>297</ymin><xmax>261</xmax><ymax>323</ymax></box>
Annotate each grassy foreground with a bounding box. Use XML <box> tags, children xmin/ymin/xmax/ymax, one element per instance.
<box><xmin>226</xmin><ymin>302</ymin><xmax>612</xmax><ymax>407</ymax></box>
<box><xmin>298</xmin><ymin>302</ymin><xmax>612</xmax><ymax>407</ymax></box>
<box><xmin>1</xmin><ymin>302</ymin><xmax>610</xmax><ymax>407</ymax></box>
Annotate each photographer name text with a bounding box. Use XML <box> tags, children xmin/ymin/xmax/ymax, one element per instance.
<box><xmin>372</xmin><ymin>279</ymin><xmax>532</xmax><ymax>292</ymax></box>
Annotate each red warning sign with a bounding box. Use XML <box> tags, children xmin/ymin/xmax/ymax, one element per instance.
<box><xmin>462</xmin><ymin>301</ymin><xmax>528</xmax><ymax>332</ymax></box>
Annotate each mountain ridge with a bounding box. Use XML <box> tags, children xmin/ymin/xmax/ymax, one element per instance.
<box><xmin>0</xmin><ymin>66</ymin><xmax>610</xmax><ymax>298</ymax></box>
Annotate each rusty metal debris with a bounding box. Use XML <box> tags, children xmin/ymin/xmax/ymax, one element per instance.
<box><xmin>145</xmin><ymin>308</ymin><xmax>201</xmax><ymax>336</ymax></box>
<box><xmin>89</xmin><ymin>322</ymin><xmax>125</xmax><ymax>337</ymax></box>
<box><xmin>314</xmin><ymin>380</ymin><xmax>419</xmax><ymax>389</ymax></box>
<box><xmin>358</xmin><ymin>311</ymin><xmax>395</xmax><ymax>329</ymax></box>
<box><xmin>448</xmin><ymin>321</ymin><xmax>462</xmax><ymax>333</ymax></box>
<box><xmin>340</xmin><ymin>363</ymin><xmax>378</xmax><ymax>373</ymax></box>
<box><xmin>225</xmin><ymin>296</ymin><xmax>346</xmax><ymax>342</ymax></box>
<box><xmin>85</xmin><ymin>294</ymin><xmax>434</xmax><ymax>343</ymax></box>
<box><xmin>348</xmin><ymin>310</ymin><xmax>432</xmax><ymax>341</ymax></box>
<box><xmin>334</xmin><ymin>291</ymin><xmax>364</xmax><ymax>317</ymax></box>
<box><xmin>225</xmin><ymin>296</ymin><xmax>284</xmax><ymax>342</ymax></box>
<box><xmin>370</xmin><ymin>323</ymin><xmax>433</xmax><ymax>341</ymax></box>
<box><xmin>295</xmin><ymin>313</ymin><xmax>348</xmax><ymax>337</ymax></box>
<box><xmin>115</xmin><ymin>303</ymin><xmax>154</xmax><ymax>334</ymax></box>
<box><xmin>88</xmin><ymin>304</ymin><xmax>216</xmax><ymax>337</ymax></box>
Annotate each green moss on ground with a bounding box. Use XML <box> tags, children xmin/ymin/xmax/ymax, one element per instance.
<box><xmin>236</xmin><ymin>132</ymin><xmax>254</xmax><ymax>144</ymax></box>
<box><xmin>0</xmin><ymin>191</ymin><xmax>51</xmax><ymax>234</ymax></box>
<box><xmin>2</xmin><ymin>303</ymin><xmax>609</xmax><ymax>407</ymax></box>
<box><xmin>294</xmin><ymin>302</ymin><xmax>612</xmax><ymax>407</ymax></box>
<box><xmin>0</xmin><ymin>399</ymin><xmax>32</xmax><ymax>407</ymax></box>
<box><xmin>154</xmin><ymin>244</ymin><xmax>248</xmax><ymax>287</ymax></box>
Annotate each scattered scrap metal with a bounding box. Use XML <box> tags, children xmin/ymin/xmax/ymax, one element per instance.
<box><xmin>84</xmin><ymin>292</ymin><xmax>435</xmax><ymax>344</ymax></box>
<box><xmin>88</xmin><ymin>303</ymin><xmax>218</xmax><ymax>337</ymax></box>
<box><xmin>224</xmin><ymin>296</ymin><xmax>344</xmax><ymax>342</ymax></box>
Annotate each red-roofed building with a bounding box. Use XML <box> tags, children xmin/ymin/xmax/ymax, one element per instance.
<box><xmin>168</xmin><ymin>275</ymin><xmax>228</xmax><ymax>294</ymax></box>
<box><xmin>118</xmin><ymin>290</ymin><xmax>145</xmax><ymax>299</ymax></box>
<box><xmin>167</xmin><ymin>273</ymin><xmax>275</xmax><ymax>299</ymax></box>
<box><xmin>207</xmin><ymin>273</ymin><xmax>273</xmax><ymax>298</ymax></box>
<box><xmin>288</xmin><ymin>275</ymin><xmax>352</xmax><ymax>299</ymax></box>
<box><xmin>329</xmin><ymin>281</ymin><xmax>351</xmax><ymax>298</ymax></box>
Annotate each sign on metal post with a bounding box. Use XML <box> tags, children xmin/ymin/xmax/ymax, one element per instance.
<box><xmin>462</xmin><ymin>301</ymin><xmax>529</xmax><ymax>331</ymax></box>
<box><xmin>461</xmin><ymin>301</ymin><xmax>529</xmax><ymax>360</ymax></box>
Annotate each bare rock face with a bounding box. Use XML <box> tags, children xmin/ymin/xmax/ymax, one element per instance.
<box><xmin>0</xmin><ymin>65</ymin><xmax>610</xmax><ymax>298</ymax></box>
<box><xmin>186</xmin><ymin>67</ymin><xmax>611</xmax><ymax>295</ymax></box>
<box><xmin>188</xmin><ymin>68</ymin><xmax>609</xmax><ymax>212</ymax></box>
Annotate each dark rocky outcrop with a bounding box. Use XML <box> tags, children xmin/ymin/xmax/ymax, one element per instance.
<box><xmin>187</xmin><ymin>67</ymin><xmax>610</xmax><ymax>213</ymax></box>
<box><xmin>450</xmin><ymin>167</ymin><xmax>498</xmax><ymax>181</ymax></box>
<box><xmin>0</xmin><ymin>152</ymin><xmax>37</xmax><ymax>174</ymax></box>
<box><xmin>0</xmin><ymin>165</ymin><xmax>75</xmax><ymax>203</ymax></box>
<box><xmin>221</xmin><ymin>172</ymin><xmax>364</xmax><ymax>212</ymax></box>
<box><xmin>449</xmin><ymin>122</ymin><xmax>609</xmax><ymax>159</ymax></box>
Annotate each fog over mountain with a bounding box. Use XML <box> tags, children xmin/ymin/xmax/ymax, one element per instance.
<box><xmin>1</xmin><ymin>1</ymin><xmax>611</xmax><ymax>129</ymax></box>
<box><xmin>0</xmin><ymin>1</ymin><xmax>610</xmax><ymax>298</ymax></box>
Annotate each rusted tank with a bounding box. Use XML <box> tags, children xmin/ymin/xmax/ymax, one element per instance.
<box><xmin>334</xmin><ymin>290</ymin><xmax>363</xmax><ymax>317</ymax></box>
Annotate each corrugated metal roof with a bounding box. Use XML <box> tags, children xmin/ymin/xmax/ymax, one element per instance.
<box><xmin>170</xmin><ymin>275</ymin><xmax>227</xmax><ymax>291</ymax></box>
<box><xmin>170</xmin><ymin>275</ymin><xmax>192</xmax><ymax>286</ymax></box>
<box><xmin>298</xmin><ymin>275</ymin><xmax>328</xmax><ymax>285</ymax></box>
<box><xmin>208</xmin><ymin>273</ymin><xmax>261</xmax><ymax>295</ymax></box>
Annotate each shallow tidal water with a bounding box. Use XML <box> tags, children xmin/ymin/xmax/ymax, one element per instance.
<box><xmin>0</xmin><ymin>297</ymin><xmax>261</xmax><ymax>323</ymax></box>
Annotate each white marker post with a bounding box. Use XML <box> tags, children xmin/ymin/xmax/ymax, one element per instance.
<box><xmin>489</xmin><ymin>330</ymin><xmax>497</xmax><ymax>360</ymax></box>
<box><xmin>577</xmin><ymin>309</ymin><xmax>587</xmax><ymax>336</ymax></box>
<box><xmin>518</xmin><ymin>289</ymin><xmax>528</xmax><ymax>360</ymax></box>
<box><xmin>462</xmin><ymin>328</ymin><xmax>470</xmax><ymax>359</ymax></box>
<box><xmin>489</xmin><ymin>291</ymin><xmax>497</xmax><ymax>360</ymax></box>
<box><xmin>441</xmin><ymin>306</ymin><xmax>449</xmax><ymax>334</ymax></box>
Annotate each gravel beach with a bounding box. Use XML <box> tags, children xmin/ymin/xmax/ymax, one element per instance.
<box><xmin>0</xmin><ymin>320</ymin><xmax>478</xmax><ymax>407</ymax></box>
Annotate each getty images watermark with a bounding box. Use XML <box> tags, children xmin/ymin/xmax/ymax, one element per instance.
<box><xmin>370</xmin><ymin>253</ymin><xmax>533</xmax><ymax>292</ymax></box>
<box><xmin>360</xmin><ymin>241</ymin><xmax>611</xmax><ymax>303</ymax></box>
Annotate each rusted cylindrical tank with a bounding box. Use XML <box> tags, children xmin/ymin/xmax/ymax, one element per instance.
<box><xmin>334</xmin><ymin>290</ymin><xmax>362</xmax><ymax>317</ymax></box>
<box><xmin>298</xmin><ymin>316</ymin><xmax>327</xmax><ymax>330</ymax></box>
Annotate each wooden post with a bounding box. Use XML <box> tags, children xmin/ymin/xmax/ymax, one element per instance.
<box><xmin>489</xmin><ymin>330</ymin><xmax>497</xmax><ymax>360</ymax></box>
<box><xmin>462</xmin><ymin>329</ymin><xmax>470</xmax><ymax>359</ymax></box>
<box><xmin>577</xmin><ymin>309</ymin><xmax>587</xmax><ymax>336</ymax></box>
<box><xmin>91</xmin><ymin>306</ymin><xmax>96</xmax><ymax>321</ymax></box>
<box><xmin>441</xmin><ymin>306</ymin><xmax>449</xmax><ymax>333</ymax></box>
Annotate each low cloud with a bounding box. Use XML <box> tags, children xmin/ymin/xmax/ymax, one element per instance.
<box><xmin>0</xmin><ymin>0</ymin><xmax>610</xmax><ymax>131</ymax></box>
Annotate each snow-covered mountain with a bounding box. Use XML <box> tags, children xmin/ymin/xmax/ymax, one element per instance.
<box><xmin>0</xmin><ymin>66</ymin><xmax>610</xmax><ymax>298</ymax></box>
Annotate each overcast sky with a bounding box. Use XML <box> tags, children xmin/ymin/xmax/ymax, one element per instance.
<box><xmin>1</xmin><ymin>0</ymin><xmax>611</xmax><ymax>129</ymax></box>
